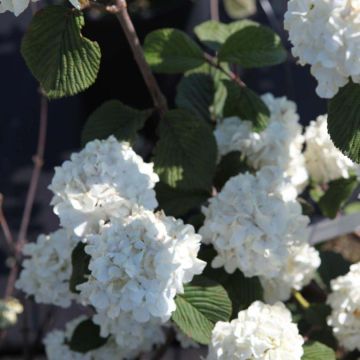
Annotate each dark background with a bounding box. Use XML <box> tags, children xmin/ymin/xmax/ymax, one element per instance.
<box><xmin>0</xmin><ymin>0</ymin><xmax>326</xmax><ymax>271</ymax></box>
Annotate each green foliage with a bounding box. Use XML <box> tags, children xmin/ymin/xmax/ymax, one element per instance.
<box><xmin>302</xmin><ymin>341</ymin><xmax>336</xmax><ymax>360</ymax></box>
<box><xmin>81</xmin><ymin>100</ymin><xmax>152</xmax><ymax>146</ymax></box>
<box><xmin>155</xmin><ymin>182</ymin><xmax>210</xmax><ymax>217</ymax></box>
<box><xmin>223</xmin><ymin>0</ymin><xmax>257</xmax><ymax>19</ymax></box>
<box><xmin>328</xmin><ymin>81</ymin><xmax>360</xmax><ymax>163</ymax></box>
<box><xmin>223</xmin><ymin>81</ymin><xmax>270</xmax><ymax>131</ymax></box>
<box><xmin>68</xmin><ymin>319</ymin><xmax>108</xmax><ymax>353</ymax></box>
<box><xmin>218</xmin><ymin>23</ymin><xmax>287</xmax><ymax>68</ymax></box>
<box><xmin>153</xmin><ymin>109</ymin><xmax>217</xmax><ymax>192</ymax></box>
<box><xmin>317</xmin><ymin>251</ymin><xmax>351</xmax><ymax>289</ymax></box>
<box><xmin>214</xmin><ymin>151</ymin><xmax>252</xmax><ymax>189</ymax></box>
<box><xmin>194</xmin><ymin>20</ymin><xmax>258</xmax><ymax>52</ymax></box>
<box><xmin>318</xmin><ymin>176</ymin><xmax>358</xmax><ymax>218</ymax></box>
<box><xmin>305</xmin><ymin>304</ymin><xmax>331</xmax><ymax>328</ymax></box>
<box><xmin>69</xmin><ymin>242</ymin><xmax>90</xmax><ymax>294</ymax></box>
<box><xmin>344</xmin><ymin>201</ymin><xmax>360</xmax><ymax>214</ymax></box>
<box><xmin>144</xmin><ymin>29</ymin><xmax>205</xmax><ymax>73</ymax></box>
<box><xmin>172</xmin><ymin>276</ymin><xmax>232</xmax><ymax>344</ymax></box>
<box><xmin>21</xmin><ymin>6</ymin><xmax>101</xmax><ymax>99</ymax></box>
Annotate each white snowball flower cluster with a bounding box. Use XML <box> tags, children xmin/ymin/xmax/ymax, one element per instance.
<box><xmin>207</xmin><ymin>301</ymin><xmax>304</xmax><ymax>360</ymax></box>
<box><xmin>0</xmin><ymin>298</ymin><xmax>23</xmax><ymax>329</ymax></box>
<box><xmin>16</xmin><ymin>229</ymin><xmax>79</xmax><ymax>308</ymax></box>
<box><xmin>44</xmin><ymin>316</ymin><xmax>164</xmax><ymax>360</ymax></box>
<box><xmin>78</xmin><ymin>210</ymin><xmax>205</xmax><ymax>324</ymax></box>
<box><xmin>214</xmin><ymin>94</ymin><xmax>308</xmax><ymax>191</ymax></box>
<box><xmin>285</xmin><ymin>0</ymin><xmax>360</xmax><ymax>98</ymax></box>
<box><xmin>304</xmin><ymin>115</ymin><xmax>355</xmax><ymax>183</ymax></box>
<box><xmin>200</xmin><ymin>166</ymin><xmax>309</xmax><ymax>278</ymax></box>
<box><xmin>49</xmin><ymin>136</ymin><xmax>159</xmax><ymax>236</ymax></box>
<box><xmin>260</xmin><ymin>243</ymin><xmax>321</xmax><ymax>304</ymax></box>
<box><xmin>327</xmin><ymin>262</ymin><xmax>360</xmax><ymax>351</ymax></box>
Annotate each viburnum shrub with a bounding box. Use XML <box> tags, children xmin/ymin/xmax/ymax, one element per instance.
<box><xmin>1</xmin><ymin>0</ymin><xmax>360</xmax><ymax>359</ymax></box>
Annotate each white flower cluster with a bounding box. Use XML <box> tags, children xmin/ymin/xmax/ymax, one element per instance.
<box><xmin>200</xmin><ymin>167</ymin><xmax>309</xmax><ymax>279</ymax></box>
<box><xmin>49</xmin><ymin>136</ymin><xmax>159</xmax><ymax>236</ymax></box>
<box><xmin>304</xmin><ymin>115</ymin><xmax>355</xmax><ymax>183</ymax></box>
<box><xmin>43</xmin><ymin>316</ymin><xmax>164</xmax><ymax>360</ymax></box>
<box><xmin>77</xmin><ymin>210</ymin><xmax>205</xmax><ymax>344</ymax></box>
<box><xmin>16</xmin><ymin>229</ymin><xmax>79</xmax><ymax>308</ymax></box>
<box><xmin>207</xmin><ymin>301</ymin><xmax>304</xmax><ymax>360</ymax></box>
<box><xmin>285</xmin><ymin>0</ymin><xmax>360</xmax><ymax>98</ymax></box>
<box><xmin>214</xmin><ymin>94</ymin><xmax>308</xmax><ymax>191</ymax></box>
<box><xmin>0</xmin><ymin>297</ymin><xmax>23</xmax><ymax>329</ymax></box>
<box><xmin>327</xmin><ymin>262</ymin><xmax>360</xmax><ymax>351</ymax></box>
<box><xmin>260</xmin><ymin>244</ymin><xmax>321</xmax><ymax>304</ymax></box>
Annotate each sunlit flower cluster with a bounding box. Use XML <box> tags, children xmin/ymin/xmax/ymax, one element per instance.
<box><xmin>327</xmin><ymin>262</ymin><xmax>360</xmax><ymax>351</ymax></box>
<box><xmin>16</xmin><ymin>229</ymin><xmax>79</xmax><ymax>308</ymax></box>
<box><xmin>0</xmin><ymin>297</ymin><xmax>23</xmax><ymax>329</ymax></box>
<box><xmin>214</xmin><ymin>94</ymin><xmax>308</xmax><ymax>191</ymax></box>
<box><xmin>207</xmin><ymin>301</ymin><xmax>304</xmax><ymax>360</ymax></box>
<box><xmin>285</xmin><ymin>0</ymin><xmax>360</xmax><ymax>98</ymax></box>
<box><xmin>200</xmin><ymin>166</ymin><xmax>309</xmax><ymax>278</ymax></box>
<box><xmin>49</xmin><ymin>136</ymin><xmax>159</xmax><ymax>236</ymax></box>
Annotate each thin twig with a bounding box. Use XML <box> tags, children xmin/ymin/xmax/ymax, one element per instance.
<box><xmin>210</xmin><ymin>0</ymin><xmax>220</xmax><ymax>21</ymax></box>
<box><xmin>111</xmin><ymin>0</ymin><xmax>168</xmax><ymax>117</ymax></box>
<box><xmin>0</xmin><ymin>194</ymin><xmax>15</xmax><ymax>253</ymax></box>
<box><xmin>292</xmin><ymin>290</ymin><xmax>310</xmax><ymax>309</ymax></box>
<box><xmin>204</xmin><ymin>52</ymin><xmax>246</xmax><ymax>87</ymax></box>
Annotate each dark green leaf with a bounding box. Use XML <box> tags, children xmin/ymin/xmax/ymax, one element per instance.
<box><xmin>21</xmin><ymin>6</ymin><xmax>101</xmax><ymax>99</ymax></box>
<box><xmin>218</xmin><ymin>24</ymin><xmax>287</xmax><ymax>68</ymax></box>
<box><xmin>69</xmin><ymin>242</ymin><xmax>91</xmax><ymax>294</ymax></box>
<box><xmin>155</xmin><ymin>182</ymin><xmax>210</xmax><ymax>217</ymax></box>
<box><xmin>153</xmin><ymin>109</ymin><xmax>217</xmax><ymax>191</ymax></box>
<box><xmin>318</xmin><ymin>176</ymin><xmax>358</xmax><ymax>219</ymax></box>
<box><xmin>214</xmin><ymin>151</ymin><xmax>252</xmax><ymax>189</ymax></box>
<box><xmin>328</xmin><ymin>81</ymin><xmax>360</xmax><ymax>163</ymax></box>
<box><xmin>194</xmin><ymin>20</ymin><xmax>258</xmax><ymax>51</ymax></box>
<box><xmin>302</xmin><ymin>341</ymin><xmax>336</xmax><ymax>360</ymax></box>
<box><xmin>223</xmin><ymin>80</ymin><xmax>270</xmax><ymax>131</ymax></box>
<box><xmin>68</xmin><ymin>319</ymin><xmax>108</xmax><ymax>353</ymax></box>
<box><xmin>172</xmin><ymin>276</ymin><xmax>232</xmax><ymax>344</ymax></box>
<box><xmin>305</xmin><ymin>304</ymin><xmax>331</xmax><ymax>328</ymax></box>
<box><xmin>317</xmin><ymin>251</ymin><xmax>351</xmax><ymax>289</ymax></box>
<box><xmin>81</xmin><ymin>100</ymin><xmax>151</xmax><ymax>146</ymax></box>
<box><xmin>144</xmin><ymin>28</ymin><xmax>205</xmax><ymax>73</ymax></box>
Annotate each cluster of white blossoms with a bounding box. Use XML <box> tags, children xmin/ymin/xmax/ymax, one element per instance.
<box><xmin>0</xmin><ymin>297</ymin><xmax>23</xmax><ymax>330</ymax></box>
<box><xmin>16</xmin><ymin>229</ymin><xmax>79</xmax><ymax>308</ymax></box>
<box><xmin>304</xmin><ymin>115</ymin><xmax>355</xmax><ymax>183</ymax></box>
<box><xmin>214</xmin><ymin>94</ymin><xmax>308</xmax><ymax>191</ymax></box>
<box><xmin>200</xmin><ymin>166</ymin><xmax>309</xmax><ymax>278</ymax></box>
<box><xmin>43</xmin><ymin>316</ymin><xmax>165</xmax><ymax>360</ymax></box>
<box><xmin>260</xmin><ymin>243</ymin><xmax>321</xmax><ymax>304</ymax></box>
<box><xmin>207</xmin><ymin>301</ymin><xmax>304</xmax><ymax>360</ymax></box>
<box><xmin>327</xmin><ymin>262</ymin><xmax>360</xmax><ymax>351</ymax></box>
<box><xmin>285</xmin><ymin>0</ymin><xmax>360</xmax><ymax>98</ymax></box>
<box><xmin>49</xmin><ymin>136</ymin><xmax>159</xmax><ymax>236</ymax></box>
<box><xmin>77</xmin><ymin>210</ymin><xmax>205</xmax><ymax>340</ymax></box>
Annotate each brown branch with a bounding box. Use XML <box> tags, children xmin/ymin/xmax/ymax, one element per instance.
<box><xmin>210</xmin><ymin>0</ymin><xmax>220</xmax><ymax>21</ymax></box>
<box><xmin>0</xmin><ymin>194</ymin><xmax>15</xmax><ymax>253</ymax></box>
<box><xmin>111</xmin><ymin>0</ymin><xmax>168</xmax><ymax>117</ymax></box>
<box><xmin>204</xmin><ymin>52</ymin><xmax>246</xmax><ymax>87</ymax></box>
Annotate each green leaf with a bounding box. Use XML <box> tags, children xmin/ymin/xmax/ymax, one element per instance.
<box><xmin>344</xmin><ymin>201</ymin><xmax>360</xmax><ymax>214</ymax></box>
<box><xmin>155</xmin><ymin>182</ymin><xmax>210</xmax><ymax>217</ymax></box>
<box><xmin>144</xmin><ymin>28</ymin><xmax>205</xmax><ymax>73</ymax></box>
<box><xmin>81</xmin><ymin>100</ymin><xmax>152</xmax><ymax>146</ymax></box>
<box><xmin>224</xmin><ymin>0</ymin><xmax>257</xmax><ymax>19</ymax></box>
<box><xmin>302</xmin><ymin>341</ymin><xmax>336</xmax><ymax>360</ymax></box>
<box><xmin>21</xmin><ymin>6</ymin><xmax>101</xmax><ymax>99</ymax></box>
<box><xmin>214</xmin><ymin>151</ymin><xmax>252</xmax><ymax>190</ymax></box>
<box><xmin>68</xmin><ymin>319</ymin><xmax>108</xmax><ymax>353</ymax></box>
<box><xmin>218</xmin><ymin>23</ymin><xmax>287</xmax><ymax>68</ymax></box>
<box><xmin>194</xmin><ymin>20</ymin><xmax>258</xmax><ymax>51</ymax></box>
<box><xmin>69</xmin><ymin>242</ymin><xmax>91</xmax><ymax>294</ymax></box>
<box><xmin>309</xmin><ymin>184</ymin><xmax>324</xmax><ymax>203</ymax></box>
<box><xmin>328</xmin><ymin>81</ymin><xmax>360</xmax><ymax>163</ymax></box>
<box><xmin>172</xmin><ymin>276</ymin><xmax>232</xmax><ymax>345</ymax></box>
<box><xmin>153</xmin><ymin>109</ymin><xmax>217</xmax><ymax>191</ymax></box>
<box><xmin>223</xmin><ymin>80</ymin><xmax>270</xmax><ymax>131</ymax></box>
<box><xmin>318</xmin><ymin>176</ymin><xmax>358</xmax><ymax>219</ymax></box>
<box><xmin>317</xmin><ymin>251</ymin><xmax>351</xmax><ymax>289</ymax></box>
